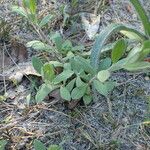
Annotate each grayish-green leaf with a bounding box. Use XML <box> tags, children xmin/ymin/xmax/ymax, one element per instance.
<box><xmin>53</xmin><ymin>70</ymin><xmax>74</xmax><ymax>84</ymax></box>
<box><xmin>12</xmin><ymin>6</ymin><xmax>28</xmax><ymax>18</ymax></box>
<box><xmin>83</xmin><ymin>95</ymin><xmax>92</xmax><ymax>105</ymax></box>
<box><xmin>34</xmin><ymin>139</ymin><xmax>46</xmax><ymax>150</ymax></box>
<box><xmin>32</xmin><ymin>56</ymin><xmax>43</xmax><ymax>74</ymax></box>
<box><xmin>71</xmin><ymin>84</ymin><xmax>87</xmax><ymax>100</ymax></box>
<box><xmin>93</xmin><ymin>80</ymin><xmax>108</xmax><ymax>97</ymax></box>
<box><xmin>66</xmin><ymin>78</ymin><xmax>76</xmax><ymax>92</ymax></box>
<box><xmin>60</xmin><ymin>86</ymin><xmax>71</xmax><ymax>101</ymax></box>
<box><xmin>76</xmin><ymin>76</ymin><xmax>84</xmax><ymax>87</ymax></box>
<box><xmin>99</xmin><ymin>57</ymin><xmax>112</xmax><ymax>71</ymax></box>
<box><xmin>124</xmin><ymin>61</ymin><xmax>150</xmax><ymax>71</ymax></box>
<box><xmin>26</xmin><ymin>40</ymin><xmax>51</xmax><ymax>51</ymax></box>
<box><xmin>51</xmin><ymin>32</ymin><xmax>63</xmax><ymax>51</ymax></box>
<box><xmin>39</xmin><ymin>14</ymin><xmax>53</xmax><ymax>27</ymax></box>
<box><xmin>97</xmin><ymin>70</ymin><xmax>110</xmax><ymax>82</ymax></box>
<box><xmin>61</xmin><ymin>40</ymin><xmax>72</xmax><ymax>53</ymax></box>
<box><xmin>36</xmin><ymin>84</ymin><xmax>57</xmax><ymax>103</ymax></box>
<box><xmin>75</xmin><ymin>56</ymin><xmax>96</xmax><ymax>74</ymax></box>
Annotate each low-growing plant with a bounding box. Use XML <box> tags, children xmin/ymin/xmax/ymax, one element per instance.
<box><xmin>34</xmin><ymin>139</ymin><xmax>63</xmax><ymax>150</ymax></box>
<box><xmin>33</xmin><ymin>55</ymin><xmax>115</xmax><ymax>104</ymax></box>
<box><xmin>12</xmin><ymin>0</ymin><xmax>150</xmax><ymax>106</ymax></box>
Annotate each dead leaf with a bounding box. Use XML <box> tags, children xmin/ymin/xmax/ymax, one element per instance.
<box><xmin>1</xmin><ymin>62</ymin><xmax>41</xmax><ymax>83</ymax></box>
<box><xmin>81</xmin><ymin>13</ymin><xmax>100</xmax><ymax>39</ymax></box>
<box><xmin>10</xmin><ymin>38</ymin><xmax>28</xmax><ymax>63</ymax></box>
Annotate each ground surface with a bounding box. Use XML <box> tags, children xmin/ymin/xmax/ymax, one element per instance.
<box><xmin>0</xmin><ymin>0</ymin><xmax>150</xmax><ymax>150</ymax></box>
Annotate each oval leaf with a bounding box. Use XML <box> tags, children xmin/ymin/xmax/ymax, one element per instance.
<box><xmin>53</xmin><ymin>70</ymin><xmax>74</xmax><ymax>84</ymax></box>
<box><xmin>35</xmin><ymin>84</ymin><xmax>57</xmax><ymax>103</ymax></box>
<box><xmin>32</xmin><ymin>56</ymin><xmax>43</xmax><ymax>74</ymax></box>
<box><xmin>34</xmin><ymin>139</ymin><xmax>46</xmax><ymax>150</ymax></box>
<box><xmin>41</xmin><ymin>63</ymin><xmax>55</xmax><ymax>82</ymax></box>
<box><xmin>60</xmin><ymin>86</ymin><xmax>71</xmax><ymax>101</ymax></box>
<box><xmin>97</xmin><ymin>70</ymin><xmax>110</xmax><ymax>82</ymax></box>
<box><xmin>66</xmin><ymin>78</ymin><xmax>76</xmax><ymax>92</ymax></box>
<box><xmin>83</xmin><ymin>95</ymin><xmax>92</xmax><ymax>105</ymax></box>
<box><xmin>71</xmin><ymin>85</ymin><xmax>87</xmax><ymax>100</ymax></box>
<box><xmin>76</xmin><ymin>76</ymin><xmax>84</xmax><ymax>87</ymax></box>
<box><xmin>93</xmin><ymin>80</ymin><xmax>108</xmax><ymax>97</ymax></box>
<box><xmin>111</xmin><ymin>39</ymin><xmax>126</xmax><ymax>63</ymax></box>
<box><xmin>39</xmin><ymin>14</ymin><xmax>53</xmax><ymax>27</ymax></box>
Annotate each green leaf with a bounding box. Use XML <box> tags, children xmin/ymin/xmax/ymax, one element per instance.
<box><xmin>139</xmin><ymin>40</ymin><xmax>150</xmax><ymax>60</ymax></box>
<box><xmin>108</xmin><ymin>58</ymin><xmax>127</xmax><ymax>72</ymax></box>
<box><xmin>93</xmin><ymin>80</ymin><xmax>108</xmax><ymax>97</ymax></box>
<box><xmin>23</xmin><ymin>0</ymin><xmax>30</xmax><ymax>8</ymax></box>
<box><xmin>35</xmin><ymin>84</ymin><xmax>57</xmax><ymax>103</ymax></box>
<box><xmin>124</xmin><ymin>61</ymin><xmax>150</xmax><ymax>71</ymax></box>
<box><xmin>75</xmin><ymin>56</ymin><xmax>96</xmax><ymax>74</ymax></box>
<box><xmin>60</xmin><ymin>86</ymin><xmax>71</xmax><ymax>101</ymax></box>
<box><xmin>41</xmin><ymin>63</ymin><xmax>55</xmax><ymax>82</ymax></box>
<box><xmin>120</xmin><ymin>30</ymin><xmax>143</xmax><ymax>40</ymax></box>
<box><xmin>0</xmin><ymin>140</ymin><xmax>7</xmax><ymax>150</ymax></box>
<box><xmin>97</xmin><ymin>70</ymin><xmax>110</xmax><ymax>82</ymax></box>
<box><xmin>71</xmin><ymin>84</ymin><xmax>87</xmax><ymax>100</ymax></box>
<box><xmin>72</xmin><ymin>45</ymin><xmax>85</xmax><ymax>51</ymax></box>
<box><xmin>90</xmin><ymin>23</ymin><xmax>147</xmax><ymax>71</ymax></box>
<box><xmin>63</xmin><ymin>51</ymin><xmax>74</xmax><ymax>61</ymax></box>
<box><xmin>125</xmin><ymin>44</ymin><xmax>146</xmax><ymax>64</ymax></box>
<box><xmin>63</xmin><ymin>63</ymin><xmax>71</xmax><ymax>70</ymax></box>
<box><xmin>61</xmin><ymin>40</ymin><xmax>73</xmax><ymax>53</ymax></box>
<box><xmin>51</xmin><ymin>32</ymin><xmax>63</xmax><ymax>51</ymax></box>
<box><xmin>93</xmin><ymin>80</ymin><xmax>115</xmax><ymax>97</ymax></box>
<box><xmin>32</xmin><ymin>56</ymin><xmax>43</xmax><ymax>74</ymax></box>
<box><xmin>111</xmin><ymin>39</ymin><xmax>126</xmax><ymax>63</ymax></box>
<box><xmin>53</xmin><ymin>70</ymin><xmax>74</xmax><ymax>84</ymax></box>
<box><xmin>29</xmin><ymin>0</ymin><xmax>37</xmax><ymax>14</ymax></box>
<box><xmin>99</xmin><ymin>57</ymin><xmax>112</xmax><ymax>71</ymax></box>
<box><xmin>127</xmin><ymin>46</ymin><xmax>141</xmax><ymax>59</ymax></box>
<box><xmin>49</xmin><ymin>61</ymin><xmax>63</xmax><ymax>67</ymax></box>
<box><xmin>39</xmin><ymin>14</ymin><xmax>53</xmax><ymax>28</ymax></box>
<box><xmin>34</xmin><ymin>139</ymin><xmax>46</xmax><ymax>150</ymax></box>
<box><xmin>130</xmin><ymin>0</ymin><xmax>150</xmax><ymax>36</ymax></box>
<box><xmin>83</xmin><ymin>95</ymin><xmax>92</xmax><ymax>105</ymax></box>
<box><xmin>66</xmin><ymin>78</ymin><xmax>76</xmax><ymax>92</ymax></box>
<box><xmin>76</xmin><ymin>76</ymin><xmax>84</xmax><ymax>87</ymax></box>
<box><xmin>48</xmin><ymin>145</ymin><xmax>62</xmax><ymax>150</ymax></box>
<box><xmin>79</xmin><ymin>71</ymin><xmax>92</xmax><ymax>81</ymax></box>
<box><xmin>12</xmin><ymin>6</ymin><xmax>28</xmax><ymax>18</ymax></box>
<box><xmin>105</xmin><ymin>81</ymin><xmax>116</xmax><ymax>92</ymax></box>
<box><xmin>26</xmin><ymin>40</ymin><xmax>51</xmax><ymax>51</ymax></box>
<box><xmin>70</xmin><ymin>58</ymin><xmax>82</xmax><ymax>73</ymax></box>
